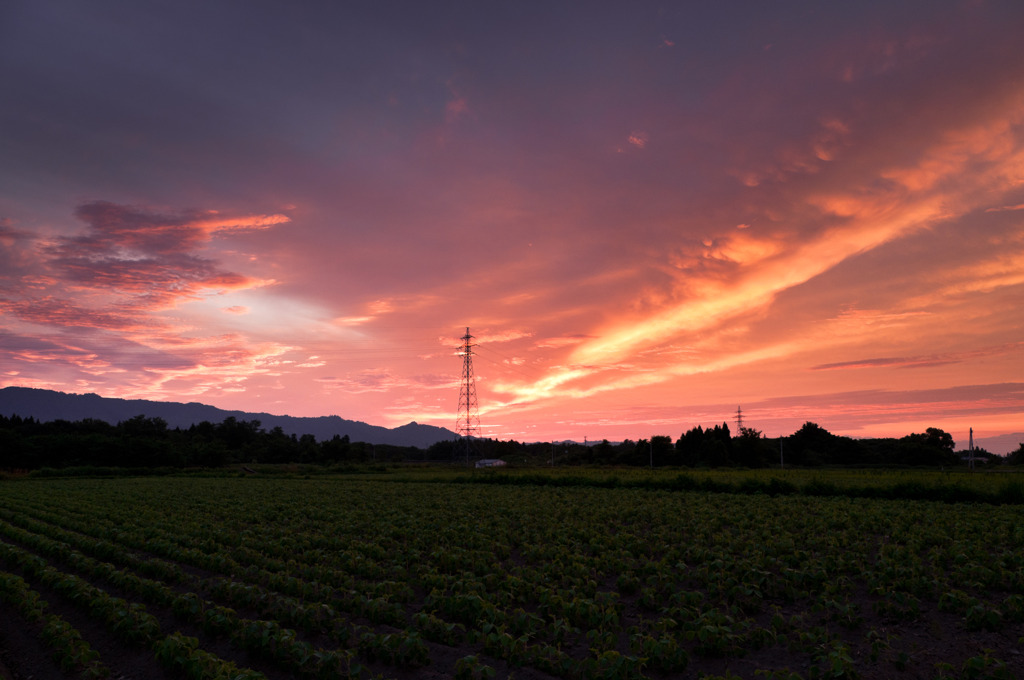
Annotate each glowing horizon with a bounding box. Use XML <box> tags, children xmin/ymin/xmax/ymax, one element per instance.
<box><xmin>2</xmin><ymin>2</ymin><xmax>1022</xmax><ymax>453</ymax></box>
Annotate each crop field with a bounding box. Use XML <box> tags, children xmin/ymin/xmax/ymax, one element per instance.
<box><xmin>0</xmin><ymin>474</ymin><xmax>1022</xmax><ymax>679</ymax></box>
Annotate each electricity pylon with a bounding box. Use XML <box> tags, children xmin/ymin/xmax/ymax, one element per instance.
<box><xmin>456</xmin><ymin>327</ymin><xmax>479</xmax><ymax>464</ymax></box>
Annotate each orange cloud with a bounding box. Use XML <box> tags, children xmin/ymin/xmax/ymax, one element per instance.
<box><xmin>572</xmin><ymin>200</ymin><xmax>939</xmax><ymax>367</ymax></box>
<box><xmin>477</xmin><ymin>86</ymin><xmax>1024</xmax><ymax>420</ymax></box>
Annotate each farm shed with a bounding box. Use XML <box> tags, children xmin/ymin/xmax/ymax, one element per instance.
<box><xmin>474</xmin><ymin>458</ymin><xmax>507</xmax><ymax>468</ymax></box>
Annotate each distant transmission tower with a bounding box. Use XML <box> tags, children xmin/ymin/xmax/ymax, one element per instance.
<box><xmin>735</xmin><ymin>406</ymin><xmax>744</xmax><ymax>433</ymax></box>
<box><xmin>969</xmin><ymin>427</ymin><xmax>975</xmax><ymax>471</ymax></box>
<box><xmin>456</xmin><ymin>327</ymin><xmax>480</xmax><ymax>464</ymax></box>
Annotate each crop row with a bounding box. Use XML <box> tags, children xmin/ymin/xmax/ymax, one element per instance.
<box><xmin>0</xmin><ymin>539</ymin><xmax>268</xmax><ymax>679</ymax></box>
<box><xmin>1</xmin><ymin>476</ymin><xmax>1022</xmax><ymax>679</ymax></box>
<box><xmin>0</xmin><ymin>569</ymin><xmax>109</xmax><ymax>677</ymax></box>
<box><xmin>0</xmin><ymin>519</ymin><xmax>415</xmax><ymax>678</ymax></box>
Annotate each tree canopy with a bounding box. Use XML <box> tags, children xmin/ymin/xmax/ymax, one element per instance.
<box><xmin>0</xmin><ymin>413</ymin><xmax>999</xmax><ymax>471</ymax></box>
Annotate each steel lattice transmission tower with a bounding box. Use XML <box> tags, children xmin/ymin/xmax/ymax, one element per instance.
<box><xmin>456</xmin><ymin>327</ymin><xmax>480</xmax><ymax>463</ymax></box>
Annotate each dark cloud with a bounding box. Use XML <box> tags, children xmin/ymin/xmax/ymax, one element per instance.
<box><xmin>69</xmin><ymin>201</ymin><xmax>214</xmax><ymax>255</ymax></box>
<box><xmin>812</xmin><ymin>343</ymin><xmax>1024</xmax><ymax>371</ymax></box>
<box><xmin>813</xmin><ymin>356</ymin><xmax>956</xmax><ymax>371</ymax></box>
<box><xmin>0</xmin><ymin>220</ymin><xmax>41</xmax><ymax>289</ymax></box>
<box><xmin>14</xmin><ymin>201</ymin><xmax>281</xmax><ymax>315</ymax></box>
<box><xmin>0</xmin><ymin>296</ymin><xmax>151</xmax><ymax>332</ymax></box>
<box><xmin>1</xmin><ymin>201</ymin><xmax>286</xmax><ymax>397</ymax></box>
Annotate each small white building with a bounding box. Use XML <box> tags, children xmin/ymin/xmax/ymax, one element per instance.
<box><xmin>475</xmin><ymin>458</ymin><xmax>507</xmax><ymax>468</ymax></box>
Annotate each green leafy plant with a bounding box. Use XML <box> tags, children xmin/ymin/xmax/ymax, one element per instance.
<box><xmin>454</xmin><ymin>654</ymin><xmax>496</xmax><ymax>680</ymax></box>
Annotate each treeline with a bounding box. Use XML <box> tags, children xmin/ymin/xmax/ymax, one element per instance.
<box><xmin>1</xmin><ymin>413</ymin><xmax>1021</xmax><ymax>471</ymax></box>
<box><xmin>0</xmin><ymin>415</ymin><xmax>408</xmax><ymax>470</ymax></box>
<box><xmin>552</xmin><ymin>422</ymin><xmax>1016</xmax><ymax>468</ymax></box>
<box><xmin>442</xmin><ymin>421</ymin><xmax>1017</xmax><ymax>469</ymax></box>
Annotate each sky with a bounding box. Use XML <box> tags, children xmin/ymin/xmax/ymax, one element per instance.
<box><xmin>2</xmin><ymin>1</ymin><xmax>1023</xmax><ymax>452</ymax></box>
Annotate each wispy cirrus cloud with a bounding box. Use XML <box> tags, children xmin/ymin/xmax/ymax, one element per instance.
<box><xmin>436</xmin><ymin>329</ymin><xmax>534</xmax><ymax>348</ymax></box>
<box><xmin>813</xmin><ymin>342</ymin><xmax>1024</xmax><ymax>371</ymax></box>
<box><xmin>315</xmin><ymin>369</ymin><xmax>455</xmax><ymax>394</ymax></box>
<box><xmin>140</xmin><ymin>338</ymin><xmax>296</xmax><ymax>396</ymax></box>
<box><xmin>534</xmin><ymin>334</ymin><xmax>592</xmax><ymax>349</ymax></box>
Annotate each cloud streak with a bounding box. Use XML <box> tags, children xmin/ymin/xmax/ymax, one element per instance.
<box><xmin>813</xmin><ymin>343</ymin><xmax>1024</xmax><ymax>371</ymax></box>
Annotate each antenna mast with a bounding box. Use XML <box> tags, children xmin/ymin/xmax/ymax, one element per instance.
<box><xmin>456</xmin><ymin>327</ymin><xmax>480</xmax><ymax>464</ymax></box>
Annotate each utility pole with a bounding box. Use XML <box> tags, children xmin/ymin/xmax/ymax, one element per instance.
<box><xmin>456</xmin><ymin>327</ymin><xmax>479</xmax><ymax>466</ymax></box>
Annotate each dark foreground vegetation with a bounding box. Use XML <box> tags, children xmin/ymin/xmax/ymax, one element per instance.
<box><xmin>2</xmin><ymin>476</ymin><xmax>1024</xmax><ymax>679</ymax></box>
<box><xmin>1</xmin><ymin>413</ymin><xmax>1021</xmax><ymax>472</ymax></box>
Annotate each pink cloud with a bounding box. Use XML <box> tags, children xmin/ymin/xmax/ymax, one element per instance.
<box><xmin>628</xmin><ymin>131</ymin><xmax>648</xmax><ymax>148</ymax></box>
<box><xmin>446</xmin><ymin>97</ymin><xmax>468</xmax><ymax>121</ymax></box>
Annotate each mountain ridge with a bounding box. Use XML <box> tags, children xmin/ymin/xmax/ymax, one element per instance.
<box><xmin>0</xmin><ymin>387</ymin><xmax>456</xmax><ymax>449</ymax></box>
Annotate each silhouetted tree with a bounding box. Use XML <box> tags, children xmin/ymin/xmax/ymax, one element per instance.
<box><xmin>650</xmin><ymin>435</ymin><xmax>675</xmax><ymax>466</ymax></box>
<box><xmin>217</xmin><ymin>417</ymin><xmax>262</xmax><ymax>451</ymax></box>
<box><xmin>898</xmin><ymin>428</ymin><xmax>958</xmax><ymax>466</ymax></box>
<box><xmin>675</xmin><ymin>426</ymin><xmax>704</xmax><ymax>467</ymax></box>
<box><xmin>733</xmin><ymin>427</ymin><xmax>772</xmax><ymax>467</ymax></box>
<box><xmin>322</xmin><ymin>434</ymin><xmax>351</xmax><ymax>463</ymax></box>
<box><xmin>788</xmin><ymin>422</ymin><xmax>833</xmax><ymax>466</ymax></box>
<box><xmin>588</xmin><ymin>439</ymin><xmax>611</xmax><ymax>464</ymax></box>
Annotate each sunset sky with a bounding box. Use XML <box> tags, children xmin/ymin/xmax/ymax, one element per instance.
<box><xmin>3</xmin><ymin>1</ymin><xmax>1023</xmax><ymax>451</ymax></box>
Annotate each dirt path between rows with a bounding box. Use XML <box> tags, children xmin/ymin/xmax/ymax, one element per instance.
<box><xmin>0</xmin><ymin>606</ymin><xmax>70</xmax><ymax>680</ymax></box>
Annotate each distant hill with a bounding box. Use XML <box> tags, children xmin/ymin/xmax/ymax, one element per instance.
<box><xmin>0</xmin><ymin>387</ymin><xmax>456</xmax><ymax>449</ymax></box>
<box><xmin>975</xmin><ymin>432</ymin><xmax>1024</xmax><ymax>456</ymax></box>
